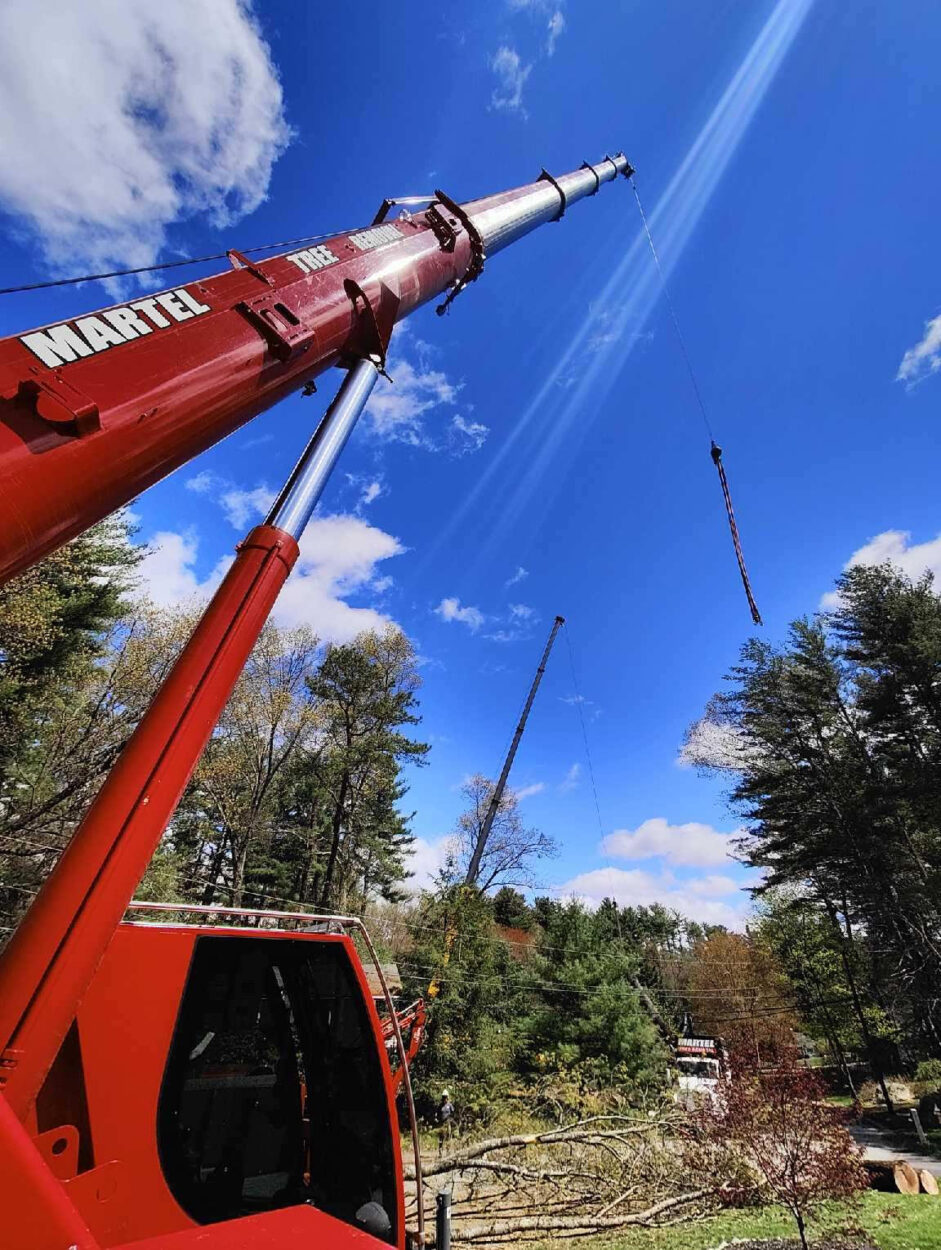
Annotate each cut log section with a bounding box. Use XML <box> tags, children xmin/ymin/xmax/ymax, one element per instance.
<box><xmin>919</xmin><ymin>1169</ymin><xmax>939</xmax><ymax>1196</ymax></box>
<box><xmin>865</xmin><ymin>1159</ymin><xmax>922</xmax><ymax>1193</ymax></box>
<box><xmin>895</xmin><ymin>1162</ymin><xmax>920</xmax><ymax>1194</ymax></box>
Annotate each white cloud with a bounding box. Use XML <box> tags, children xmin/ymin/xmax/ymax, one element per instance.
<box><xmin>450</xmin><ymin>415</ymin><xmax>490</xmax><ymax>455</ymax></box>
<box><xmin>546</xmin><ymin>9</ymin><xmax>566</xmax><ymax>54</ymax></box>
<box><xmin>509</xmin><ymin>603</ymin><xmax>536</xmax><ymax>620</ymax></box>
<box><xmin>136</xmin><ymin>513</ymin><xmax>405</xmax><ymax>644</ymax></box>
<box><xmin>135</xmin><ymin>530</ymin><xmax>230</xmax><ymax>607</ymax></box>
<box><xmin>505</xmin><ymin>566</ymin><xmax>529</xmax><ymax>588</ymax></box>
<box><xmin>559</xmin><ymin>762</ymin><xmax>581</xmax><ymax>792</ymax></box>
<box><xmin>220</xmin><ymin>484</ymin><xmax>277</xmax><ymax>529</ymax></box>
<box><xmin>364</xmin><ymin>333</ymin><xmax>460</xmax><ymax>448</ymax></box>
<box><xmin>344</xmin><ymin>474</ymin><xmax>386</xmax><ymax>512</ymax></box>
<box><xmin>434</xmin><ymin>597</ymin><xmax>485</xmax><ymax>631</ymax></box>
<box><xmin>820</xmin><ymin>529</ymin><xmax>941</xmax><ymax>608</ymax></box>
<box><xmin>601</xmin><ymin>817</ymin><xmax>738</xmax><ymax>868</ymax></box>
<box><xmin>275</xmin><ymin>515</ymin><xmax>405</xmax><ymax>642</ymax></box>
<box><xmin>897</xmin><ymin>313</ymin><xmax>941</xmax><ymax>387</ymax></box>
<box><xmin>560</xmin><ymin>693</ymin><xmax>601</xmax><ymax>720</ymax></box>
<box><xmin>185</xmin><ymin>471</ymin><xmax>216</xmax><ymax>495</ymax></box>
<box><xmin>554</xmin><ymin>866</ymin><xmax>747</xmax><ymax>928</ymax></box>
<box><xmin>688</xmin><ymin>873</ymin><xmax>739</xmax><ymax>896</ymax></box>
<box><xmin>514</xmin><ymin>782</ymin><xmax>545</xmax><ymax>800</ymax></box>
<box><xmin>404</xmin><ymin>835</ymin><xmax>457</xmax><ymax>893</ymax></box>
<box><xmin>185</xmin><ymin>471</ymin><xmax>276</xmax><ymax>529</ymax></box>
<box><xmin>490</xmin><ymin>46</ymin><xmax>532</xmax><ymax>115</ymax></box>
<box><xmin>0</xmin><ymin>0</ymin><xmax>290</xmax><ymax>280</ymax></box>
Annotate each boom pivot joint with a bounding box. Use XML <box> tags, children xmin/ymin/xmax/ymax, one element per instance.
<box><xmin>432</xmin><ymin>189</ymin><xmax>487</xmax><ymax>316</ymax></box>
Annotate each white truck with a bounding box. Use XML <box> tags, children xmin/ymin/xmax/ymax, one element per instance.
<box><xmin>674</xmin><ymin>1035</ymin><xmax>727</xmax><ymax>1105</ymax></box>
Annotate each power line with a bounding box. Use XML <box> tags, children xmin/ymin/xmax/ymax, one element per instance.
<box><xmin>0</xmin><ymin>226</ymin><xmax>353</xmax><ymax>297</ymax></box>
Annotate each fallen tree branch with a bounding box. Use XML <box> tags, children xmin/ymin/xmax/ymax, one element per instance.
<box><xmin>451</xmin><ymin>1188</ymin><xmax>711</xmax><ymax>1242</ymax></box>
<box><xmin>445</xmin><ymin>1159</ymin><xmax>600</xmax><ymax>1186</ymax></box>
<box><xmin>413</xmin><ymin>1121</ymin><xmax>663</xmax><ymax>1180</ymax></box>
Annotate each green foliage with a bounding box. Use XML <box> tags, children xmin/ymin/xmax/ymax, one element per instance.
<box><xmin>0</xmin><ymin>511</ymin><xmax>141</xmax><ymax>773</ymax></box>
<box><xmin>403</xmin><ymin>886</ymin><xmax>524</xmax><ymax>1122</ymax></box>
<box><xmin>524</xmin><ymin>899</ymin><xmax>668</xmax><ymax>1090</ymax></box>
<box><xmin>691</xmin><ymin>561</ymin><xmax>941</xmax><ymax>1071</ymax></box>
<box><xmin>914</xmin><ymin>1058</ymin><xmax>941</xmax><ymax>1085</ymax></box>
<box><xmin>492</xmin><ymin>886</ymin><xmax>534</xmax><ymax>930</ymax></box>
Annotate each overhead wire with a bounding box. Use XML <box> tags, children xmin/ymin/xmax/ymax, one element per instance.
<box><xmin>0</xmin><ymin>226</ymin><xmax>353</xmax><ymax>297</ymax></box>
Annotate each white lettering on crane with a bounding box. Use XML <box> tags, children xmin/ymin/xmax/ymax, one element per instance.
<box><xmin>286</xmin><ymin>244</ymin><xmax>340</xmax><ymax>275</ymax></box>
<box><xmin>347</xmin><ymin>224</ymin><xmax>403</xmax><ymax>251</ymax></box>
<box><xmin>19</xmin><ymin>287</ymin><xmax>212</xmax><ymax>369</ymax></box>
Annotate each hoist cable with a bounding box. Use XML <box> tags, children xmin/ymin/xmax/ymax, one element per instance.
<box><xmin>630</xmin><ymin>182</ymin><xmax>714</xmax><ymax>444</ymax></box>
<box><xmin>630</xmin><ymin>178</ymin><xmax>762</xmax><ymax>627</ymax></box>
<box><xmin>0</xmin><ymin>227</ymin><xmax>349</xmax><ymax>297</ymax></box>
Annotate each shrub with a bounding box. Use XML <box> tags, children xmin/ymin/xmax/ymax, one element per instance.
<box><xmin>914</xmin><ymin>1058</ymin><xmax>941</xmax><ymax>1086</ymax></box>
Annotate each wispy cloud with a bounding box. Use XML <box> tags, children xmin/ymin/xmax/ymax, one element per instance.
<box><xmin>346</xmin><ymin>474</ymin><xmax>386</xmax><ymax>512</ymax></box>
<box><xmin>490</xmin><ymin>46</ymin><xmax>532</xmax><ymax>115</ymax></box>
<box><xmin>559</xmin><ymin>762</ymin><xmax>581</xmax><ymax>792</ymax></box>
<box><xmin>509</xmin><ymin>603</ymin><xmax>537</xmax><ymax>621</ymax></box>
<box><xmin>515</xmin><ymin>782</ymin><xmax>545</xmax><ymax>800</ymax></box>
<box><xmin>505</xmin><ymin>566</ymin><xmax>529</xmax><ymax>588</ymax></box>
<box><xmin>185</xmin><ymin>471</ymin><xmax>275</xmax><ymax>530</ymax></box>
<box><xmin>450</xmin><ymin>415</ymin><xmax>490</xmax><ymax>455</ymax></box>
<box><xmin>560</xmin><ymin>693</ymin><xmax>601</xmax><ymax>720</ymax></box>
<box><xmin>546</xmin><ymin>9</ymin><xmax>565</xmax><ymax>55</ymax></box>
<box><xmin>0</xmin><ymin>0</ymin><xmax>290</xmax><ymax>284</ymax></box>
<box><xmin>434</xmin><ymin>597</ymin><xmax>485</xmax><ymax>631</ymax></box>
<box><xmin>897</xmin><ymin>313</ymin><xmax>941</xmax><ymax>387</ymax></box>
<box><xmin>363</xmin><ymin>329</ymin><xmax>484</xmax><ymax>454</ymax></box>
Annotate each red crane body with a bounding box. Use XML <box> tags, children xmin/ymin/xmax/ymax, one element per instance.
<box><xmin>0</xmin><ymin>152</ymin><xmax>631</xmax><ymax>1249</ymax></box>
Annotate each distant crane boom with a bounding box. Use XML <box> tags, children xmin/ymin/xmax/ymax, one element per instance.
<box><xmin>464</xmin><ymin>615</ymin><xmax>565</xmax><ymax>886</ymax></box>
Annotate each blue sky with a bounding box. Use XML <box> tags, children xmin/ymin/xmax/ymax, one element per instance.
<box><xmin>1</xmin><ymin>0</ymin><xmax>940</xmax><ymax>927</ymax></box>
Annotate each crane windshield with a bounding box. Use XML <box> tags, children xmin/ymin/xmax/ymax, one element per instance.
<box><xmin>158</xmin><ymin>934</ymin><xmax>397</xmax><ymax>1243</ymax></box>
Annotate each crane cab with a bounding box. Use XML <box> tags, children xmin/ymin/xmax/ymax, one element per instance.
<box><xmin>26</xmin><ymin>907</ymin><xmax>407</xmax><ymax>1249</ymax></box>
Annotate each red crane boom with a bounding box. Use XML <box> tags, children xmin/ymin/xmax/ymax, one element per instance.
<box><xmin>0</xmin><ymin>155</ymin><xmax>630</xmax><ymax>588</ymax></box>
<box><xmin>0</xmin><ymin>151</ymin><xmax>630</xmax><ymax>1250</ymax></box>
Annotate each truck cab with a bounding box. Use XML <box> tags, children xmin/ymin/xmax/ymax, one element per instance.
<box><xmin>674</xmin><ymin>1035</ymin><xmax>726</xmax><ymax>1106</ymax></box>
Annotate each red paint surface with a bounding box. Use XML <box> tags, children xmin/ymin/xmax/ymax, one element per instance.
<box><xmin>0</xmin><ymin>526</ymin><xmax>299</xmax><ymax>1115</ymax></box>
<box><xmin>0</xmin><ymin>213</ymin><xmax>474</xmax><ymax>585</ymax></box>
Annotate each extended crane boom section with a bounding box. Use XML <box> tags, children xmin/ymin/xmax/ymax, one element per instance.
<box><xmin>0</xmin><ymin>154</ymin><xmax>629</xmax><ymax>589</ymax></box>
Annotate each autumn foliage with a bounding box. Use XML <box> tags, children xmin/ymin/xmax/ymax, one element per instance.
<box><xmin>688</xmin><ymin>1049</ymin><xmax>868</xmax><ymax>1249</ymax></box>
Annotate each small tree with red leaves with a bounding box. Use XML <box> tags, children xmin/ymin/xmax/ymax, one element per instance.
<box><xmin>689</xmin><ymin>1049</ymin><xmax>868</xmax><ymax>1249</ymax></box>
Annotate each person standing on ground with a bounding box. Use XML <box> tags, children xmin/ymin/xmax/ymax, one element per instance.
<box><xmin>436</xmin><ymin>1090</ymin><xmax>454</xmax><ymax>1155</ymax></box>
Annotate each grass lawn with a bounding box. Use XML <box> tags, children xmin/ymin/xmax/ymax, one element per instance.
<box><xmin>534</xmin><ymin>1194</ymin><xmax>940</xmax><ymax>1250</ymax></box>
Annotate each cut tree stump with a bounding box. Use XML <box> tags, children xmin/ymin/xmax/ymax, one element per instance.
<box><xmin>895</xmin><ymin>1162</ymin><xmax>920</xmax><ymax>1194</ymax></box>
<box><xmin>919</xmin><ymin>1169</ymin><xmax>939</xmax><ymax>1196</ymax></box>
<box><xmin>865</xmin><ymin>1160</ymin><xmax>921</xmax><ymax>1194</ymax></box>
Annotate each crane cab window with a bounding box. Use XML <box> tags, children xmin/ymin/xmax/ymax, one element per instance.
<box><xmin>158</xmin><ymin>935</ymin><xmax>396</xmax><ymax>1243</ymax></box>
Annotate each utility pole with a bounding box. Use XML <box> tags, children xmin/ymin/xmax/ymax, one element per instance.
<box><xmin>464</xmin><ymin>615</ymin><xmax>565</xmax><ymax>887</ymax></box>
